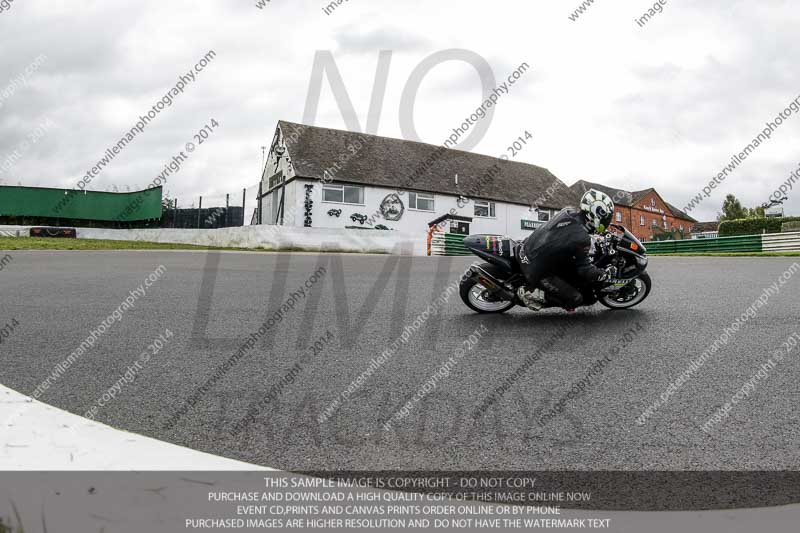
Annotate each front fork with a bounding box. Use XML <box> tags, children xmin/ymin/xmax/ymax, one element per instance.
<box><xmin>597</xmin><ymin>251</ymin><xmax>647</xmax><ymax>293</ymax></box>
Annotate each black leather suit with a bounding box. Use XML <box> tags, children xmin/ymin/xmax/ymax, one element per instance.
<box><xmin>518</xmin><ymin>208</ymin><xmax>606</xmax><ymax>308</ymax></box>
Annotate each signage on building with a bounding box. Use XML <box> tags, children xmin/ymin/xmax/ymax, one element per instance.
<box><xmin>268</xmin><ymin>171</ymin><xmax>284</xmax><ymax>190</ymax></box>
<box><xmin>450</xmin><ymin>220</ymin><xmax>470</xmax><ymax>235</ymax></box>
<box><xmin>521</xmin><ymin>219</ymin><xmax>544</xmax><ymax>230</ymax></box>
<box><xmin>641</xmin><ymin>204</ymin><xmax>664</xmax><ymax>215</ymax></box>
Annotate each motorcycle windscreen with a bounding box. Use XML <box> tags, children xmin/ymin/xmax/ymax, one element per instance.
<box><xmin>612</xmin><ymin>225</ymin><xmax>647</xmax><ymax>254</ymax></box>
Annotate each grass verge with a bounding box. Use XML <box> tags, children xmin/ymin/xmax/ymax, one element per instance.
<box><xmin>0</xmin><ymin>237</ymin><xmax>384</xmax><ymax>253</ymax></box>
<box><xmin>0</xmin><ymin>237</ymin><xmax>262</xmax><ymax>251</ymax></box>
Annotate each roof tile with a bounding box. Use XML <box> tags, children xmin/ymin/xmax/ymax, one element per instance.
<box><xmin>278</xmin><ymin>121</ymin><xmax>575</xmax><ymax>210</ymax></box>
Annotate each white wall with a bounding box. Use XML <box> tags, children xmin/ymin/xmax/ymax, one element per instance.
<box><xmin>255</xmin><ymin>126</ymin><xmax>556</xmax><ymax>239</ymax></box>
<box><xmin>0</xmin><ymin>225</ymin><xmax>424</xmax><ymax>255</ymax></box>
<box><xmin>285</xmin><ymin>179</ymin><xmax>549</xmax><ymax>240</ymax></box>
<box><xmin>261</xmin><ymin>180</ymin><xmax>299</xmax><ymax>226</ymax></box>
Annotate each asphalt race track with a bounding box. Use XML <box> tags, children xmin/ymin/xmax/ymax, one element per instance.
<box><xmin>2</xmin><ymin>250</ymin><xmax>799</xmax><ymax>471</ymax></box>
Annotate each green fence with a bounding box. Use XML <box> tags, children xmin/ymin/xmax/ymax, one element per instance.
<box><xmin>643</xmin><ymin>234</ymin><xmax>762</xmax><ymax>254</ymax></box>
<box><xmin>0</xmin><ymin>185</ymin><xmax>162</xmax><ymax>222</ymax></box>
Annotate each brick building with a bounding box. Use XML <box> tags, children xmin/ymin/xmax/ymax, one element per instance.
<box><xmin>570</xmin><ymin>180</ymin><xmax>697</xmax><ymax>242</ymax></box>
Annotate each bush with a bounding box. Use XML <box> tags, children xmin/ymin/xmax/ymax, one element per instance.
<box><xmin>718</xmin><ymin>216</ymin><xmax>800</xmax><ymax>236</ymax></box>
<box><xmin>783</xmin><ymin>221</ymin><xmax>800</xmax><ymax>232</ymax></box>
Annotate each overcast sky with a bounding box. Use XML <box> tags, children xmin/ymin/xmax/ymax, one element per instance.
<box><xmin>1</xmin><ymin>0</ymin><xmax>797</xmax><ymax>222</ymax></box>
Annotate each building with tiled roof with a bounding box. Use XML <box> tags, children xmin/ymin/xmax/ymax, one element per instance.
<box><xmin>570</xmin><ymin>180</ymin><xmax>697</xmax><ymax>241</ymax></box>
<box><xmin>256</xmin><ymin>121</ymin><xmax>576</xmax><ymax>238</ymax></box>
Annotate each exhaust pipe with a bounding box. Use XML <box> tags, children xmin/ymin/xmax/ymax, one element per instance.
<box><xmin>469</xmin><ymin>265</ymin><xmax>517</xmax><ymax>301</ymax></box>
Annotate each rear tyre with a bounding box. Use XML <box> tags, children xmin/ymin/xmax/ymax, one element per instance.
<box><xmin>598</xmin><ymin>272</ymin><xmax>652</xmax><ymax>310</ymax></box>
<box><xmin>459</xmin><ymin>276</ymin><xmax>516</xmax><ymax>314</ymax></box>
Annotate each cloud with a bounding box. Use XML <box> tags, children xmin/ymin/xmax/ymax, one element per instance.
<box><xmin>0</xmin><ymin>0</ymin><xmax>797</xmax><ymax>222</ymax></box>
<box><xmin>335</xmin><ymin>26</ymin><xmax>431</xmax><ymax>55</ymax></box>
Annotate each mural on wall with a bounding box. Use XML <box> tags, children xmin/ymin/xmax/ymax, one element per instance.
<box><xmin>350</xmin><ymin>213</ymin><xmax>368</xmax><ymax>225</ymax></box>
<box><xmin>327</xmin><ymin>208</ymin><xmax>342</xmax><ymax>217</ymax></box>
<box><xmin>304</xmin><ymin>184</ymin><xmax>313</xmax><ymax>227</ymax></box>
<box><xmin>379</xmin><ymin>193</ymin><xmax>405</xmax><ymax>221</ymax></box>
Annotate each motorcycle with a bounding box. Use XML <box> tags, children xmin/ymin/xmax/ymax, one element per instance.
<box><xmin>458</xmin><ymin>225</ymin><xmax>652</xmax><ymax>313</ymax></box>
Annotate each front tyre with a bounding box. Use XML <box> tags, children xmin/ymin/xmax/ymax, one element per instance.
<box><xmin>459</xmin><ymin>277</ymin><xmax>516</xmax><ymax>314</ymax></box>
<box><xmin>598</xmin><ymin>272</ymin><xmax>652</xmax><ymax>310</ymax></box>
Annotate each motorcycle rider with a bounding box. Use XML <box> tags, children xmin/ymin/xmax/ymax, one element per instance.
<box><xmin>517</xmin><ymin>189</ymin><xmax>617</xmax><ymax>311</ymax></box>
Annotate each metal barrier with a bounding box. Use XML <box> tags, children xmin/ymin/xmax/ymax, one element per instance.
<box><xmin>763</xmin><ymin>231</ymin><xmax>800</xmax><ymax>252</ymax></box>
<box><xmin>429</xmin><ymin>233</ymin><xmax>472</xmax><ymax>256</ymax></box>
<box><xmin>645</xmin><ymin>232</ymin><xmax>800</xmax><ymax>254</ymax></box>
<box><xmin>432</xmin><ymin>230</ymin><xmax>800</xmax><ymax>257</ymax></box>
<box><xmin>644</xmin><ymin>235</ymin><xmax>762</xmax><ymax>254</ymax></box>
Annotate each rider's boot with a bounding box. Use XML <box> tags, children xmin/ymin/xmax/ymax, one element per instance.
<box><xmin>517</xmin><ymin>286</ymin><xmax>547</xmax><ymax>311</ymax></box>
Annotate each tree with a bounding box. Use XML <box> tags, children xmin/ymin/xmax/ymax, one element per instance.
<box><xmin>718</xmin><ymin>194</ymin><xmax>749</xmax><ymax>221</ymax></box>
<box><xmin>161</xmin><ymin>190</ymin><xmax>176</xmax><ymax>211</ymax></box>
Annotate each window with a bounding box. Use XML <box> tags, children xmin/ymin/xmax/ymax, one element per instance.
<box><xmin>343</xmin><ymin>186</ymin><xmax>363</xmax><ymax>204</ymax></box>
<box><xmin>680</xmin><ymin>224</ymin><xmax>684</xmax><ymax>232</ymax></box>
<box><xmin>639</xmin><ymin>215</ymin><xmax>645</xmax><ymax>226</ymax></box>
<box><xmin>615</xmin><ymin>212</ymin><xmax>622</xmax><ymax>222</ymax></box>
<box><xmin>663</xmin><ymin>220</ymin><xmax>668</xmax><ymax>230</ymax></box>
<box><xmin>652</xmin><ymin>219</ymin><xmax>658</xmax><ymax>227</ymax></box>
<box><xmin>538</xmin><ymin>210</ymin><xmax>550</xmax><ymax>222</ymax></box>
<box><xmin>322</xmin><ymin>184</ymin><xmax>364</xmax><ymax>204</ymax></box>
<box><xmin>474</xmin><ymin>201</ymin><xmax>496</xmax><ymax>218</ymax></box>
<box><xmin>651</xmin><ymin>198</ymin><xmax>656</xmax><ymax>207</ymax></box>
<box><xmin>409</xmin><ymin>192</ymin><xmax>435</xmax><ymax>211</ymax></box>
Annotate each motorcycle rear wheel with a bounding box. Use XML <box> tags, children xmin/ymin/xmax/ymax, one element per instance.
<box><xmin>459</xmin><ymin>276</ymin><xmax>516</xmax><ymax>314</ymax></box>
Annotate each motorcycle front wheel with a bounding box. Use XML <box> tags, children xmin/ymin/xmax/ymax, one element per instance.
<box><xmin>598</xmin><ymin>272</ymin><xmax>652</xmax><ymax>310</ymax></box>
